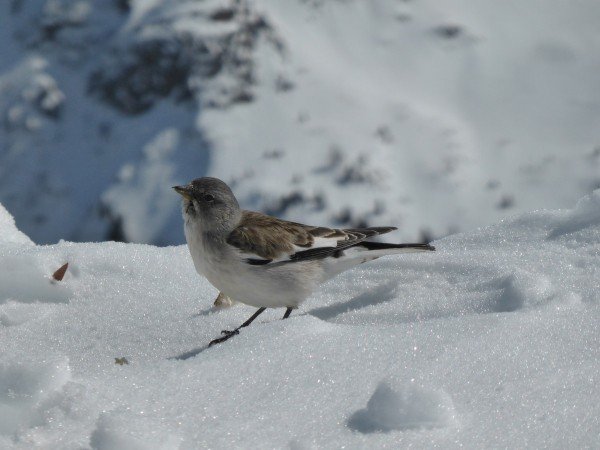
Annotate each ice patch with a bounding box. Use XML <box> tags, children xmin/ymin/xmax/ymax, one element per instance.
<box><xmin>347</xmin><ymin>381</ymin><xmax>456</xmax><ymax>433</ymax></box>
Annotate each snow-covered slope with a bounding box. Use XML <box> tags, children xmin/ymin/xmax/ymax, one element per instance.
<box><xmin>2</xmin><ymin>0</ymin><xmax>600</xmax><ymax>245</ymax></box>
<box><xmin>1</xmin><ymin>191</ymin><xmax>599</xmax><ymax>448</ymax></box>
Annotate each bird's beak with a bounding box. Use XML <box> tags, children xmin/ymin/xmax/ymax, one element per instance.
<box><xmin>173</xmin><ymin>185</ymin><xmax>193</xmax><ymax>200</ymax></box>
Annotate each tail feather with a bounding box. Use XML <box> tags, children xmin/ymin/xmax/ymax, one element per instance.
<box><xmin>346</xmin><ymin>226</ymin><xmax>397</xmax><ymax>236</ymax></box>
<box><xmin>322</xmin><ymin>241</ymin><xmax>434</xmax><ymax>278</ymax></box>
<box><xmin>358</xmin><ymin>242</ymin><xmax>435</xmax><ymax>252</ymax></box>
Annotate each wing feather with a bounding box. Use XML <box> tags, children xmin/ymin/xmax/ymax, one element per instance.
<box><xmin>226</xmin><ymin>211</ymin><xmax>399</xmax><ymax>265</ymax></box>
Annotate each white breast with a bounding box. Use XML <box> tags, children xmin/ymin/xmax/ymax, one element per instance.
<box><xmin>183</xmin><ymin>218</ymin><xmax>322</xmax><ymax>309</ymax></box>
<box><xmin>184</xmin><ymin>219</ymin><xmax>227</xmax><ymax>284</ymax></box>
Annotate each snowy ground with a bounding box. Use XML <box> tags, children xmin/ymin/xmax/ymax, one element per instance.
<box><xmin>1</xmin><ymin>190</ymin><xmax>599</xmax><ymax>448</ymax></box>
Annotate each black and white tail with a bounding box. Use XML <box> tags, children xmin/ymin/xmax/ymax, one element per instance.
<box><xmin>321</xmin><ymin>228</ymin><xmax>435</xmax><ymax>278</ymax></box>
<box><xmin>358</xmin><ymin>241</ymin><xmax>435</xmax><ymax>253</ymax></box>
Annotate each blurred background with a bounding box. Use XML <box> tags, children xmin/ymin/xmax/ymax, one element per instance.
<box><xmin>1</xmin><ymin>0</ymin><xmax>599</xmax><ymax>246</ymax></box>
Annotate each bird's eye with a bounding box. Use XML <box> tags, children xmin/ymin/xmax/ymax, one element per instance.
<box><xmin>203</xmin><ymin>194</ymin><xmax>215</xmax><ymax>202</ymax></box>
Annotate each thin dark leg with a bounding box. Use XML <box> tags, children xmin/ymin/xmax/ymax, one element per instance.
<box><xmin>208</xmin><ymin>307</ymin><xmax>267</xmax><ymax>347</ymax></box>
<box><xmin>238</xmin><ymin>307</ymin><xmax>267</xmax><ymax>329</ymax></box>
<box><xmin>282</xmin><ymin>307</ymin><xmax>293</xmax><ymax>319</ymax></box>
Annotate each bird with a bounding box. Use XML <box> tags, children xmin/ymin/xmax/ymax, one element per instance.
<box><xmin>173</xmin><ymin>177</ymin><xmax>435</xmax><ymax>346</ymax></box>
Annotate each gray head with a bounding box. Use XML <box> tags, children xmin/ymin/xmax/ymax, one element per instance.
<box><xmin>173</xmin><ymin>177</ymin><xmax>241</xmax><ymax>232</ymax></box>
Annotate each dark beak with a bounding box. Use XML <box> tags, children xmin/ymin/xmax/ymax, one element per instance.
<box><xmin>173</xmin><ymin>185</ymin><xmax>193</xmax><ymax>200</ymax></box>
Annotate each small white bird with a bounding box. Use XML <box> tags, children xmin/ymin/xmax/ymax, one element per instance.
<box><xmin>174</xmin><ymin>177</ymin><xmax>434</xmax><ymax>346</ymax></box>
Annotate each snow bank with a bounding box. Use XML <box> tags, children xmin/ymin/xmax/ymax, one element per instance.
<box><xmin>0</xmin><ymin>253</ymin><xmax>72</xmax><ymax>305</ymax></box>
<box><xmin>1</xmin><ymin>192</ymin><xmax>599</xmax><ymax>448</ymax></box>
<box><xmin>548</xmin><ymin>189</ymin><xmax>600</xmax><ymax>240</ymax></box>
<box><xmin>0</xmin><ymin>203</ymin><xmax>72</xmax><ymax>305</ymax></box>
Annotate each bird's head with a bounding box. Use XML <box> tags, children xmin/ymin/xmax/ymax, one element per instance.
<box><xmin>173</xmin><ymin>177</ymin><xmax>241</xmax><ymax>232</ymax></box>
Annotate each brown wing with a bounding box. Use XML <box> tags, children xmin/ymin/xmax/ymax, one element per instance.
<box><xmin>226</xmin><ymin>211</ymin><xmax>397</xmax><ymax>264</ymax></box>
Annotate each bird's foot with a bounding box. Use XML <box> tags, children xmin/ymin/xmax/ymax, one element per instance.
<box><xmin>208</xmin><ymin>329</ymin><xmax>239</xmax><ymax>347</ymax></box>
<box><xmin>220</xmin><ymin>329</ymin><xmax>239</xmax><ymax>336</ymax></box>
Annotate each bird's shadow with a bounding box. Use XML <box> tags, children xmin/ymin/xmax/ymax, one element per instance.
<box><xmin>190</xmin><ymin>306</ymin><xmax>219</xmax><ymax>318</ymax></box>
<box><xmin>172</xmin><ymin>307</ymin><xmax>221</xmax><ymax>358</ymax></box>
<box><xmin>308</xmin><ymin>281</ymin><xmax>398</xmax><ymax>321</ymax></box>
<box><xmin>170</xmin><ymin>345</ymin><xmax>211</xmax><ymax>360</ymax></box>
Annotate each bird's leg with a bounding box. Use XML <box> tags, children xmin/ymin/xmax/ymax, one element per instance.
<box><xmin>209</xmin><ymin>307</ymin><xmax>267</xmax><ymax>347</ymax></box>
<box><xmin>238</xmin><ymin>307</ymin><xmax>267</xmax><ymax>329</ymax></box>
<box><xmin>282</xmin><ymin>307</ymin><xmax>293</xmax><ymax>320</ymax></box>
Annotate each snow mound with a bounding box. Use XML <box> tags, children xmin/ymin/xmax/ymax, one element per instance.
<box><xmin>348</xmin><ymin>381</ymin><xmax>456</xmax><ymax>432</ymax></box>
<box><xmin>0</xmin><ymin>205</ymin><xmax>72</xmax><ymax>305</ymax></box>
<box><xmin>0</xmin><ymin>203</ymin><xmax>33</xmax><ymax>246</ymax></box>
<box><xmin>548</xmin><ymin>189</ymin><xmax>600</xmax><ymax>240</ymax></box>
<box><xmin>0</xmin><ymin>253</ymin><xmax>72</xmax><ymax>305</ymax></box>
<box><xmin>474</xmin><ymin>269</ymin><xmax>555</xmax><ymax>313</ymax></box>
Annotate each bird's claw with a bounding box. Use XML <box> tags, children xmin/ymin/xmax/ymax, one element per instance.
<box><xmin>209</xmin><ymin>330</ymin><xmax>239</xmax><ymax>347</ymax></box>
<box><xmin>220</xmin><ymin>329</ymin><xmax>239</xmax><ymax>336</ymax></box>
<box><xmin>208</xmin><ymin>337</ymin><xmax>225</xmax><ymax>347</ymax></box>
<box><xmin>208</xmin><ymin>329</ymin><xmax>240</xmax><ymax>347</ymax></box>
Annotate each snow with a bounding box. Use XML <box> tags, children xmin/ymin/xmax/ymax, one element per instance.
<box><xmin>347</xmin><ymin>382</ymin><xmax>457</xmax><ymax>433</ymax></box>
<box><xmin>1</xmin><ymin>0</ymin><xmax>600</xmax><ymax>446</ymax></box>
<box><xmin>1</xmin><ymin>191</ymin><xmax>599</xmax><ymax>448</ymax></box>
<box><xmin>0</xmin><ymin>203</ymin><xmax>33</xmax><ymax>246</ymax></box>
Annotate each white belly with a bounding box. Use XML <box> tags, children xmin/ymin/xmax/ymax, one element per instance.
<box><xmin>184</xmin><ymin>220</ymin><xmax>321</xmax><ymax>308</ymax></box>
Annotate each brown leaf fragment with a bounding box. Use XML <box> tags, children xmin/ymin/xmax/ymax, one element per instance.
<box><xmin>52</xmin><ymin>262</ymin><xmax>69</xmax><ymax>281</ymax></box>
<box><xmin>114</xmin><ymin>357</ymin><xmax>129</xmax><ymax>365</ymax></box>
